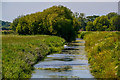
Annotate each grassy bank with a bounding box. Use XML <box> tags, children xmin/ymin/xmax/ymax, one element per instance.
<box><xmin>2</xmin><ymin>35</ymin><xmax>65</xmax><ymax>78</ymax></box>
<box><xmin>78</xmin><ymin>31</ymin><xmax>120</xmax><ymax>78</ymax></box>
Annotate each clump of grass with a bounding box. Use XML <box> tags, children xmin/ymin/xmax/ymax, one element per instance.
<box><xmin>2</xmin><ymin>35</ymin><xmax>65</xmax><ymax>78</ymax></box>
<box><xmin>83</xmin><ymin>31</ymin><xmax>120</xmax><ymax>78</ymax></box>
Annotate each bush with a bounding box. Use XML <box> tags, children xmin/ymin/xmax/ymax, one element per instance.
<box><xmin>11</xmin><ymin>5</ymin><xmax>80</xmax><ymax>42</ymax></box>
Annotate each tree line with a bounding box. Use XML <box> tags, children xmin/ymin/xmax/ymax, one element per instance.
<box><xmin>10</xmin><ymin>5</ymin><xmax>120</xmax><ymax>41</ymax></box>
<box><xmin>74</xmin><ymin>12</ymin><xmax>120</xmax><ymax>31</ymax></box>
<box><xmin>0</xmin><ymin>20</ymin><xmax>11</xmax><ymax>30</ymax></box>
<box><xmin>11</xmin><ymin>5</ymin><xmax>81</xmax><ymax>42</ymax></box>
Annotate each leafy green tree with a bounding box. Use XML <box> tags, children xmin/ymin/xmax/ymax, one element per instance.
<box><xmin>86</xmin><ymin>21</ymin><xmax>95</xmax><ymax>31</ymax></box>
<box><xmin>16</xmin><ymin>16</ymin><xmax>29</xmax><ymax>34</ymax></box>
<box><xmin>13</xmin><ymin>5</ymin><xmax>80</xmax><ymax>42</ymax></box>
<box><xmin>53</xmin><ymin>18</ymin><xmax>75</xmax><ymax>42</ymax></box>
<box><xmin>11</xmin><ymin>15</ymin><xmax>24</xmax><ymax>31</ymax></box>
<box><xmin>110</xmin><ymin>15</ymin><xmax>120</xmax><ymax>31</ymax></box>
<box><xmin>0</xmin><ymin>20</ymin><xmax>11</xmax><ymax>30</ymax></box>
<box><xmin>93</xmin><ymin>16</ymin><xmax>109</xmax><ymax>31</ymax></box>
<box><xmin>106</xmin><ymin>12</ymin><xmax>118</xmax><ymax>19</ymax></box>
<box><xmin>78</xmin><ymin>13</ymin><xmax>86</xmax><ymax>30</ymax></box>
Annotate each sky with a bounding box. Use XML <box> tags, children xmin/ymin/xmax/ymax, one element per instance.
<box><xmin>1</xmin><ymin>2</ymin><xmax>119</xmax><ymax>22</ymax></box>
<box><xmin>1</xmin><ymin>0</ymin><xmax>120</xmax><ymax>2</ymax></box>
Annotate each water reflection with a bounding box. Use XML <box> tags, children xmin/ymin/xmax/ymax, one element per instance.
<box><xmin>31</xmin><ymin>38</ymin><xmax>94</xmax><ymax>78</ymax></box>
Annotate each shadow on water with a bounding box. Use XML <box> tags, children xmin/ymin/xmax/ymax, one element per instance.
<box><xmin>31</xmin><ymin>38</ymin><xmax>94</xmax><ymax>78</ymax></box>
<box><xmin>63</xmin><ymin>48</ymin><xmax>79</xmax><ymax>50</ymax></box>
<box><xmin>52</xmin><ymin>57</ymin><xmax>73</xmax><ymax>61</ymax></box>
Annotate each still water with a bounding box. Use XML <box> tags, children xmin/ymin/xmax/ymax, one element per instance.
<box><xmin>31</xmin><ymin>38</ymin><xmax>94</xmax><ymax>78</ymax></box>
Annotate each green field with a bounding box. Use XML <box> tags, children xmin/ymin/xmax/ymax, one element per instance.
<box><xmin>2</xmin><ymin>35</ymin><xmax>65</xmax><ymax>78</ymax></box>
<box><xmin>78</xmin><ymin>31</ymin><xmax>120</xmax><ymax>78</ymax></box>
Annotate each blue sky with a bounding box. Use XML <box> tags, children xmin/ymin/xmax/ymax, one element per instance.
<box><xmin>2</xmin><ymin>2</ymin><xmax>118</xmax><ymax>22</ymax></box>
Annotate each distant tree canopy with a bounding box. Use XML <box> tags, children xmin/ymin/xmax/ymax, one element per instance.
<box><xmin>11</xmin><ymin>6</ymin><xmax>120</xmax><ymax>40</ymax></box>
<box><xmin>73</xmin><ymin>12</ymin><xmax>86</xmax><ymax>31</ymax></box>
<box><xmin>72</xmin><ymin>12</ymin><xmax>119</xmax><ymax>31</ymax></box>
<box><xmin>11</xmin><ymin>5</ymin><xmax>81</xmax><ymax>42</ymax></box>
<box><xmin>86</xmin><ymin>21</ymin><xmax>95</xmax><ymax>31</ymax></box>
<box><xmin>106</xmin><ymin>12</ymin><xmax>118</xmax><ymax>19</ymax></box>
<box><xmin>0</xmin><ymin>20</ymin><xmax>11</xmax><ymax>30</ymax></box>
<box><xmin>86</xmin><ymin>15</ymin><xmax>99</xmax><ymax>22</ymax></box>
<box><xmin>93</xmin><ymin>16</ymin><xmax>109</xmax><ymax>31</ymax></box>
<box><xmin>85</xmin><ymin>12</ymin><xmax>120</xmax><ymax>31</ymax></box>
<box><xmin>109</xmin><ymin>15</ymin><xmax>120</xmax><ymax>31</ymax></box>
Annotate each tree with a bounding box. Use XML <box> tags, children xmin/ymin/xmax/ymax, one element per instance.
<box><xmin>11</xmin><ymin>15</ymin><xmax>24</xmax><ymax>31</ymax></box>
<box><xmin>86</xmin><ymin>21</ymin><xmax>95</xmax><ymax>31</ymax></box>
<box><xmin>79</xmin><ymin>13</ymin><xmax>85</xmax><ymax>18</ymax></box>
<box><xmin>93</xmin><ymin>16</ymin><xmax>109</xmax><ymax>31</ymax></box>
<box><xmin>0</xmin><ymin>20</ymin><xmax>11</xmax><ymax>30</ymax></box>
<box><xmin>78</xmin><ymin>13</ymin><xmax>86</xmax><ymax>30</ymax></box>
<box><xmin>74</xmin><ymin>12</ymin><xmax>79</xmax><ymax>18</ymax></box>
<box><xmin>86</xmin><ymin>15</ymin><xmax>99</xmax><ymax>22</ymax></box>
<box><xmin>110</xmin><ymin>15</ymin><xmax>120</xmax><ymax>31</ymax></box>
<box><xmin>16</xmin><ymin>17</ymin><xmax>29</xmax><ymax>34</ymax></box>
<box><xmin>106</xmin><ymin>12</ymin><xmax>118</xmax><ymax>19</ymax></box>
<box><xmin>13</xmin><ymin>5</ymin><xmax>80</xmax><ymax>42</ymax></box>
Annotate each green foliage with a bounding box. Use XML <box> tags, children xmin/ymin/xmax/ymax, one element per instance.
<box><xmin>11</xmin><ymin>16</ymin><xmax>23</xmax><ymax>31</ymax></box>
<box><xmin>74</xmin><ymin>12</ymin><xmax>120</xmax><ymax>31</ymax></box>
<box><xmin>86</xmin><ymin>21</ymin><xmax>95</xmax><ymax>31</ymax></box>
<box><xmin>75</xmin><ymin>12</ymin><xmax>119</xmax><ymax>31</ymax></box>
<box><xmin>11</xmin><ymin>5</ymin><xmax>80</xmax><ymax>42</ymax></box>
<box><xmin>93</xmin><ymin>16</ymin><xmax>109</xmax><ymax>31</ymax></box>
<box><xmin>2</xmin><ymin>35</ymin><xmax>65</xmax><ymax>78</ymax></box>
<box><xmin>11</xmin><ymin>10</ymin><xmax>120</xmax><ymax>33</ymax></box>
<box><xmin>106</xmin><ymin>12</ymin><xmax>118</xmax><ymax>19</ymax></box>
<box><xmin>0</xmin><ymin>20</ymin><xmax>11</xmax><ymax>30</ymax></box>
<box><xmin>83</xmin><ymin>32</ymin><xmax>120</xmax><ymax>78</ymax></box>
<box><xmin>110</xmin><ymin>15</ymin><xmax>120</xmax><ymax>31</ymax></box>
<box><xmin>2</xmin><ymin>30</ymin><xmax>15</xmax><ymax>34</ymax></box>
<box><xmin>77</xmin><ymin>31</ymin><xmax>91</xmax><ymax>39</ymax></box>
<box><xmin>86</xmin><ymin>15</ymin><xmax>99</xmax><ymax>22</ymax></box>
<box><xmin>78</xmin><ymin>13</ymin><xmax>86</xmax><ymax>30</ymax></box>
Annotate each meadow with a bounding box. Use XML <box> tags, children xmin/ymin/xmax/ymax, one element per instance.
<box><xmin>78</xmin><ymin>31</ymin><xmax>120</xmax><ymax>78</ymax></box>
<box><xmin>2</xmin><ymin>35</ymin><xmax>65</xmax><ymax>78</ymax></box>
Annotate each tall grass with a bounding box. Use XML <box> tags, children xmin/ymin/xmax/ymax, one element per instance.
<box><xmin>2</xmin><ymin>35</ymin><xmax>65</xmax><ymax>78</ymax></box>
<box><xmin>80</xmin><ymin>31</ymin><xmax>120</xmax><ymax>78</ymax></box>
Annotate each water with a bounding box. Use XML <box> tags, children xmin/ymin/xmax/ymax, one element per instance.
<box><xmin>31</xmin><ymin>38</ymin><xmax>94</xmax><ymax>78</ymax></box>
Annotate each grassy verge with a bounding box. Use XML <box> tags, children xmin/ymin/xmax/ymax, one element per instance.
<box><xmin>2</xmin><ymin>35</ymin><xmax>65</xmax><ymax>78</ymax></box>
<box><xmin>78</xmin><ymin>31</ymin><xmax>120</xmax><ymax>78</ymax></box>
<box><xmin>77</xmin><ymin>31</ymin><xmax>91</xmax><ymax>39</ymax></box>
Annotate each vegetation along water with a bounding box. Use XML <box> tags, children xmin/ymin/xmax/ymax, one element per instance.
<box><xmin>78</xmin><ymin>31</ymin><xmax>120</xmax><ymax>79</ymax></box>
<box><xmin>2</xmin><ymin>35</ymin><xmax>65</xmax><ymax>78</ymax></box>
<box><xmin>1</xmin><ymin>5</ymin><xmax>120</xmax><ymax>79</ymax></box>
